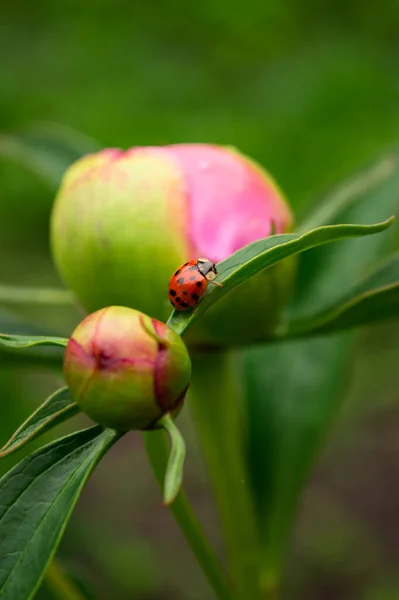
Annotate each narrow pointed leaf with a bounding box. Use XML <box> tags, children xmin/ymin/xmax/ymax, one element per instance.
<box><xmin>285</xmin><ymin>252</ymin><xmax>399</xmax><ymax>337</ymax></box>
<box><xmin>158</xmin><ymin>414</ymin><xmax>186</xmax><ymax>505</ymax></box>
<box><xmin>0</xmin><ymin>333</ymin><xmax>68</xmax><ymax>349</ymax></box>
<box><xmin>0</xmin><ymin>388</ymin><xmax>79</xmax><ymax>459</ymax></box>
<box><xmin>168</xmin><ymin>218</ymin><xmax>394</xmax><ymax>335</ymax></box>
<box><xmin>0</xmin><ymin>312</ymin><xmax>65</xmax><ymax>367</ymax></box>
<box><xmin>0</xmin><ymin>426</ymin><xmax>120</xmax><ymax>600</ymax></box>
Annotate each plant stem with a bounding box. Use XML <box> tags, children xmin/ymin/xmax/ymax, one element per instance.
<box><xmin>143</xmin><ymin>430</ymin><xmax>236</xmax><ymax>600</ymax></box>
<box><xmin>0</xmin><ymin>284</ymin><xmax>75</xmax><ymax>306</ymax></box>
<box><xmin>190</xmin><ymin>351</ymin><xmax>261</xmax><ymax>600</ymax></box>
<box><xmin>258</xmin><ymin>570</ymin><xmax>280</xmax><ymax>600</ymax></box>
<box><xmin>45</xmin><ymin>560</ymin><xmax>86</xmax><ymax>600</ymax></box>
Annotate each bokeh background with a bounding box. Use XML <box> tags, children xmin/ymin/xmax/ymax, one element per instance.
<box><xmin>1</xmin><ymin>1</ymin><xmax>399</xmax><ymax>598</ymax></box>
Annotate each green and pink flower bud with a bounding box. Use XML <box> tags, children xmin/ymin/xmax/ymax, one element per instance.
<box><xmin>51</xmin><ymin>144</ymin><xmax>295</xmax><ymax>347</ymax></box>
<box><xmin>63</xmin><ymin>306</ymin><xmax>191</xmax><ymax>431</ymax></box>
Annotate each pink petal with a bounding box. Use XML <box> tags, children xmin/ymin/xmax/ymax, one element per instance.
<box><xmin>165</xmin><ymin>144</ymin><xmax>292</xmax><ymax>261</ymax></box>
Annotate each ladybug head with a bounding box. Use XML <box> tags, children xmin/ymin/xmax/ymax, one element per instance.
<box><xmin>197</xmin><ymin>257</ymin><xmax>218</xmax><ymax>281</ymax></box>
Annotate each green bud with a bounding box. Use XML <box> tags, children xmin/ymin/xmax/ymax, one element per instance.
<box><xmin>63</xmin><ymin>306</ymin><xmax>191</xmax><ymax>431</ymax></box>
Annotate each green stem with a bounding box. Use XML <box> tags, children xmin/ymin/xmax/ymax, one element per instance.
<box><xmin>190</xmin><ymin>351</ymin><xmax>261</xmax><ymax>600</ymax></box>
<box><xmin>143</xmin><ymin>430</ymin><xmax>236</xmax><ymax>600</ymax></box>
<box><xmin>0</xmin><ymin>284</ymin><xmax>75</xmax><ymax>306</ymax></box>
<box><xmin>259</xmin><ymin>571</ymin><xmax>280</xmax><ymax>600</ymax></box>
<box><xmin>45</xmin><ymin>559</ymin><xmax>86</xmax><ymax>600</ymax></box>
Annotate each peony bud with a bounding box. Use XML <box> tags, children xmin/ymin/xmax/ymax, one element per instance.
<box><xmin>51</xmin><ymin>145</ymin><xmax>294</xmax><ymax>347</ymax></box>
<box><xmin>63</xmin><ymin>306</ymin><xmax>191</xmax><ymax>431</ymax></box>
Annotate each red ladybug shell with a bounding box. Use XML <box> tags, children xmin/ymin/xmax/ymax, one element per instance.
<box><xmin>168</xmin><ymin>260</ymin><xmax>208</xmax><ymax>311</ymax></box>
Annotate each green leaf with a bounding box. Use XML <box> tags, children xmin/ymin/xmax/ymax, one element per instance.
<box><xmin>0</xmin><ymin>311</ymin><xmax>65</xmax><ymax>368</ymax></box>
<box><xmin>157</xmin><ymin>413</ymin><xmax>186</xmax><ymax>505</ymax></box>
<box><xmin>289</xmin><ymin>159</ymin><xmax>399</xmax><ymax>320</ymax></box>
<box><xmin>0</xmin><ymin>122</ymin><xmax>101</xmax><ymax>187</ymax></box>
<box><xmin>297</xmin><ymin>154</ymin><xmax>398</xmax><ymax>232</ymax></box>
<box><xmin>285</xmin><ymin>252</ymin><xmax>399</xmax><ymax>337</ymax></box>
<box><xmin>0</xmin><ymin>333</ymin><xmax>68</xmax><ymax>349</ymax></box>
<box><xmin>167</xmin><ymin>218</ymin><xmax>394</xmax><ymax>336</ymax></box>
<box><xmin>242</xmin><ymin>334</ymin><xmax>354</xmax><ymax>590</ymax></box>
<box><xmin>0</xmin><ymin>388</ymin><xmax>79</xmax><ymax>459</ymax></box>
<box><xmin>241</xmin><ymin>152</ymin><xmax>399</xmax><ymax>592</ymax></box>
<box><xmin>0</xmin><ymin>426</ymin><xmax>120</xmax><ymax>600</ymax></box>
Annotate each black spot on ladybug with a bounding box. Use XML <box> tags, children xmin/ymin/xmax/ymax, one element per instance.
<box><xmin>169</xmin><ymin>289</ymin><xmax>177</xmax><ymax>297</ymax></box>
<box><xmin>192</xmin><ymin>293</ymin><xmax>199</xmax><ymax>301</ymax></box>
<box><xmin>174</xmin><ymin>269</ymin><xmax>181</xmax><ymax>276</ymax></box>
<box><xmin>175</xmin><ymin>297</ymin><xmax>181</xmax><ymax>303</ymax></box>
<box><xmin>196</xmin><ymin>281</ymin><xmax>202</xmax><ymax>288</ymax></box>
<box><xmin>177</xmin><ymin>277</ymin><xmax>185</xmax><ymax>285</ymax></box>
<box><xmin>180</xmin><ymin>301</ymin><xmax>189</xmax><ymax>308</ymax></box>
<box><xmin>190</xmin><ymin>275</ymin><xmax>197</xmax><ymax>281</ymax></box>
<box><xmin>188</xmin><ymin>266</ymin><xmax>197</xmax><ymax>271</ymax></box>
<box><xmin>183</xmin><ymin>291</ymin><xmax>188</xmax><ymax>295</ymax></box>
<box><xmin>183</xmin><ymin>262</ymin><xmax>189</xmax><ymax>266</ymax></box>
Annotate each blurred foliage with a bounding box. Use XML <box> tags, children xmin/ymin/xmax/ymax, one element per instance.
<box><xmin>2</xmin><ymin>0</ymin><xmax>399</xmax><ymax>230</ymax></box>
<box><xmin>1</xmin><ymin>0</ymin><xmax>399</xmax><ymax>598</ymax></box>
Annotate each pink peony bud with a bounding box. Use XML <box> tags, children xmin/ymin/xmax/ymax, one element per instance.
<box><xmin>51</xmin><ymin>145</ymin><xmax>294</xmax><ymax>347</ymax></box>
<box><xmin>64</xmin><ymin>306</ymin><xmax>191</xmax><ymax>431</ymax></box>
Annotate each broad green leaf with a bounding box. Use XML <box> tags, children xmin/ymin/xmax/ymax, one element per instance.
<box><xmin>0</xmin><ymin>388</ymin><xmax>79</xmax><ymax>459</ymax></box>
<box><xmin>285</xmin><ymin>252</ymin><xmax>399</xmax><ymax>337</ymax></box>
<box><xmin>167</xmin><ymin>218</ymin><xmax>394</xmax><ymax>335</ymax></box>
<box><xmin>0</xmin><ymin>333</ymin><xmax>68</xmax><ymax>349</ymax></box>
<box><xmin>0</xmin><ymin>122</ymin><xmax>101</xmax><ymax>187</ymax></box>
<box><xmin>0</xmin><ymin>426</ymin><xmax>120</xmax><ymax>600</ymax></box>
<box><xmin>242</xmin><ymin>334</ymin><xmax>354</xmax><ymax>588</ymax></box>
<box><xmin>241</xmin><ymin>152</ymin><xmax>399</xmax><ymax>590</ymax></box>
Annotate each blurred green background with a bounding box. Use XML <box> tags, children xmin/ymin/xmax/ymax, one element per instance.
<box><xmin>1</xmin><ymin>1</ymin><xmax>399</xmax><ymax>598</ymax></box>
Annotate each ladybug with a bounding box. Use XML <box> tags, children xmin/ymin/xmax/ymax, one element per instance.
<box><xmin>168</xmin><ymin>258</ymin><xmax>223</xmax><ymax>311</ymax></box>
